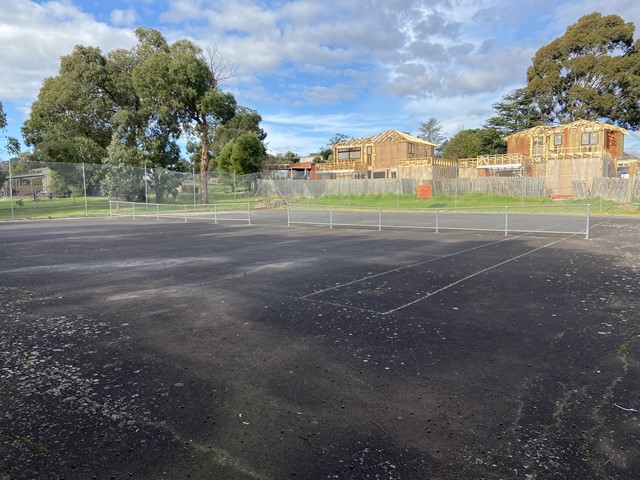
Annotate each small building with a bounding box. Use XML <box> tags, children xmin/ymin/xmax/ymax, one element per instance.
<box><xmin>319</xmin><ymin>130</ymin><xmax>454</xmax><ymax>179</ymax></box>
<box><xmin>286</xmin><ymin>161</ymin><xmax>319</xmax><ymax>180</ymax></box>
<box><xmin>616</xmin><ymin>157</ymin><xmax>639</xmax><ymax>178</ymax></box>
<box><xmin>298</xmin><ymin>153</ymin><xmax>323</xmax><ymax>163</ymax></box>
<box><xmin>2</xmin><ymin>167</ymin><xmax>51</xmax><ymax>197</ymax></box>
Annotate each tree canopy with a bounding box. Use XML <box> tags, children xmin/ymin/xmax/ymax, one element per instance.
<box><xmin>484</xmin><ymin>88</ymin><xmax>545</xmax><ymax>136</ymax></box>
<box><xmin>441</xmin><ymin>130</ymin><xmax>480</xmax><ymax>160</ymax></box>
<box><xmin>1</xmin><ymin>100</ymin><xmax>21</xmax><ymax>160</ymax></box>
<box><xmin>22</xmin><ymin>28</ymin><xmax>264</xmax><ymax>204</ymax></box>
<box><xmin>203</xmin><ymin>106</ymin><xmax>266</xmax><ymax>168</ymax></box>
<box><xmin>416</xmin><ymin>117</ymin><xmax>445</xmax><ymax>146</ymax></box>
<box><xmin>0</xmin><ymin>101</ymin><xmax>6</xmax><ymax>130</ymax></box>
<box><xmin>132</xmin><ymin>33</ymin><xmax>238</xmax><ymax>202</ymax></box>
<box><xmin>217</xmin><ymin>132</ymin><xmax>266</xmax><ymax>176</ymax></box>
<box><xmin>328</xmin><ymin>133</ymin><xmax>350</xmax><ymax>146</ymax></box>
<box><xmin>22</xmin><ymin>32</ymin><xmax>180</xmax><ymax>167</ymax></box>
<box><xmin>441</xmin><ymin>128</ymin><xmax>506</xmax><ymax>160</ymax></box>
<box><xmin>526</xmin><ymin>12</ymin><xmax>640</xmax><ymax>129</ymax></box>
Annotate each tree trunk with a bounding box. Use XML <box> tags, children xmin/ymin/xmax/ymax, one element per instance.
<box><xmin>199</xmin><ymin>122</ymin><xmax>209</xmax><ymax>204</ymax></box>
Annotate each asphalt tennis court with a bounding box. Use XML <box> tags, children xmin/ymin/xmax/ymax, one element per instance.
<box><xmin>1</xmin><ymin>212</ymin><xmax>639</xmax><ymax>479</ymax></box>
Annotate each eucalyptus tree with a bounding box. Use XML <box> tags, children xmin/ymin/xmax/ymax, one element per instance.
<box><xmin>526</xmin><ymin>12</ymin><xmax>640</xmax><ymax>128</ymax></box>
<box><xmin>1</xmin><ymin>101</ymin><xmax>20</xmax><ymax>155</ymax></box>
<box><xmin>211</xmin><ymin>107</ymin><xmax>266</xmax><ymax>157</ymax></box>
<box><xmin>328</xmin><ymin>133</ymin><xmax>350</xmax><ymax>146</ymax></box>
<box><xmin>133</xmin><ymin>37</ymin><xmax>237</xmax><ymax>204</ymax></box>
<box><xmin>22</xmin><ymin>29</ymin><xmax>182</xmax><ymax>168</ymax></box>
<box><xmin>0</xmin><ymin>101</ymin><xmax>6</xmax><ymax>130</ymax></box>
<box><xmin>187</xmin><ymin>106</ymin><xmax>267</xmax><ymax>172</ymax></box>
<box><xmin>22</xmin><ymin>45</ymin><xmax>113</xmax><ymax>164</ymax></box>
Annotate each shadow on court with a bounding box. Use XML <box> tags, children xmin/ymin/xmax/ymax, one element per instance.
<box><xmin>0</xmin><ymin>214</ymin><xmax>639</xmax><ymax>479</ymax></box>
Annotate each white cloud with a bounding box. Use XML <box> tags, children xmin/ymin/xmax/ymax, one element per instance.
<box><xmin>159</xmin><ymin>0</ymin><xmax>205</xmax><ymax>23</ymax></box>
<box><xmin>0</xmin><ymin>0</ymin><xmax>135</xmax><ymax>101</ymax></box>
<box><xmin>3</xmin><ymin>0</ymin><xmax>639</xmax><ymax>155</ymax></box>
<box><xmin>110</xmin><ymin>8</ymin><xmax>138</xmax><ymax>27</ymax></box>
<box><xmin>261</xmin><ymin>110</ymin><xmax>389</xmax><ymax>152</ymax></box>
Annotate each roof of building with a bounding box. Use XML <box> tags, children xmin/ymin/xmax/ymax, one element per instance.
<box><xmin>334</xmin><ymin>129</ymin><xmax>437</xmax><ymax>147</ymax></box>
<box><xmin>504</xmin><ymin>119</ymin><xmax>628</xmax><ymax>139</ymax></box>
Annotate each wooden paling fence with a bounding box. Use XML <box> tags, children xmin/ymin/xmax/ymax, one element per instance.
<box><xmin>255</xmin><ymin>177</ymin><xmax>547</xmax><ymax>199</ymax></box>
<box><xmin>575</xmin><ymin>177</ymin><xmax>640</xmax><ymax>203</ymax></box>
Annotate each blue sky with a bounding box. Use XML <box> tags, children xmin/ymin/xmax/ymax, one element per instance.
<box><xmin>2</xmin><ymin>0</ymin><xmax>640</xmax><ymax>157</ymax></box>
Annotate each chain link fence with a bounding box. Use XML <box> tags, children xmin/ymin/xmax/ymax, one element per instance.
<box><xmin>1</xmin><ymin>160</ymin><xmax>638</xmax><ymax>221</ymax></box>
<box><xmin>0</xmin><ymin>160</ymin><xmax>261</xmax><ymax>220</ymax></box>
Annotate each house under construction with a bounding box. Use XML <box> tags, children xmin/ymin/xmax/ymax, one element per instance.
<box><xmin>458</xmin><ymin>120</ymin><xmax>630</xmax><ymax>196</ymax></box>
<box><xmin>278</xmin><ymin>121</ymin><xmax>636</xmax><ymax>197</ymax></box>
<box><xmin>318</xmin><ymin>130</ymin><xmax>457</xmax><ymax>180</ymax></box>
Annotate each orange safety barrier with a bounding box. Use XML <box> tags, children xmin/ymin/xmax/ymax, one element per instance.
<box><xmin>416</xmin><ymin>184</ymin><xmax>433</xmax><ymax>199</ymax></box>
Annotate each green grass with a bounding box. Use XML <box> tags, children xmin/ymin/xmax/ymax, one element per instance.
<box><xmin>1</xmin><ymin>192</ymin><xmax>637</xmax><ymax>221</ymax></box>
<box><xmin>0</xmin><ymin>196</ymin><xmax>111</xmax><ymax>220</ymax></box>
<box><xmin>287</xmin><ymin>192</ymin><xmax>633</xmax><ymax>214</ymax></box>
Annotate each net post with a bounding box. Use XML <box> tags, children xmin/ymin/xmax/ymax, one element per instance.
<box><xmin>585</xmin><ymin>204</ymin><xmax>591</xmax><ymax>239</ymax></box>
<box><xmin>214</xmin><ymin>204</ymin><xmax>218</xmax><ymax>224</ymax></box>
<box><xmin>184</xmin><ymin>205</ymin><xmax>187</xmax><ymax>222</ymax></box>
<box><xmin>109</xmin><ymin>201</ymin><xmax>113</xmax><ymax>218</ymax></box>
<box><xmin>156</xmin><ymin>203</ymin><xmax>160</xmax><ymax>221</ymax></box>
<box><xmin>504</xmin><ymin>206</ymin><xmax>509</xmax><ymax>236</ymax></box>
<box><xmin>330</xmin><ymin>205</ymin><xmax>333</xmax><ymax>229</ymax></box>
<box><xmin>247</xmin><ymin>202</ymin><xmax>251</xmax><ymax>225</ymax></box>
<box><xmin>287</xmin><ymin>204</ymin><xmax>291</xmax><ymax>227</ymax></box>
<box><xmin>132</xmin><ymin>202</ymin><xmax>135</xmax><ymax>220</ymax></box>
<box><xmin>435</xmin><ymin>209</ymin><xmax>439</xmax><ymax>233</ymax></box>
<box><xmin>378</xmin><ymin>208</ymin><xmax>382</xmax><ymax>231</ymax></box>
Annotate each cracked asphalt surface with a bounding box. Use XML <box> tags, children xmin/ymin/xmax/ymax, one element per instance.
<box><xmin>1</xmin><ymin>214</ymin><xmax>639</xmax><ymax>479</ymax></box>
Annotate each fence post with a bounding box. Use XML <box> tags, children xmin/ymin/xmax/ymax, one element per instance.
<box><xmin>144</xmin><ymin>165</ymin><xmax>148</xmax><ymax>206</ymax></box>
<box><xmin>192</xmin><ymin>166</ymin><xmax>197</xmax><ymax>206</ymax></box>
<box><xmin>8</xmin><ymin>159</ymin><xmax>14</xmax><ymax>221</ymax></box>
<box><xmin>585</xmin><ymin>204</ymin><xmax>591</xmax><ymax>240</ymax></box>
<box><xmin>82</xmin><ymin>162</ymin><xmax>88</xmax><ymax>217</ymax></box>
<box><xmin>504</xmin><ymin>206</ymin><xmax>509</xmax><ymax>236</ymax></box>
<box><xmin>454</xmin><ymin>178</ymin><xmax>458</xmax><ymax>210</ymax></box>
<box><xmin>628</xmin><ymin>176</ymin><xmax>638</xmax><ymax>204</ymax></box>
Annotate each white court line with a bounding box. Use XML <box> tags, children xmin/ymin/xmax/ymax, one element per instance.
<box><xmin>301</xmin><ymin>230</ymin><xmax>589</xmax><ymax>316</ymax></box>
<box><xmin>302</xmin><ymin>232</ymin><xmax>535</xmax><ymax>300</ymax></box>
<box><xmin>381</xmin><ymin>234</ymin><xmax>575</xmax><ymax>315</ymax></box>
